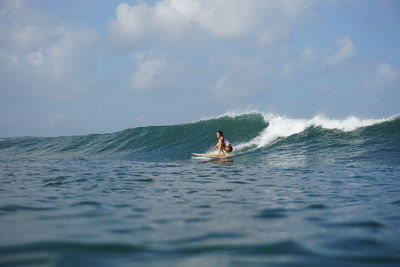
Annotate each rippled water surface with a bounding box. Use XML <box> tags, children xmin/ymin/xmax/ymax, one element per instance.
<box><xmin>1</xmin><ymin>114</ymin><xmax>400</xmax><ymax>266</ymax></box>
<box><xmin>1</xmin><ymin>156</ymin><xmax>400</xmax><ymax>266</ymax></box>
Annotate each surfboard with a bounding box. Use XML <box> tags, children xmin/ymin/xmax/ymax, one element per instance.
<box><xmin>191</xmin><ymin>153</ymin><xmax>230</xmax><ymax>159</ymax></box>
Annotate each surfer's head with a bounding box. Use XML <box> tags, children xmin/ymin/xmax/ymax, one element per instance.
<box><xmin>216</xmin><ymin>131</ymin><xmax>223</xmax><ymax>138</ymax></box>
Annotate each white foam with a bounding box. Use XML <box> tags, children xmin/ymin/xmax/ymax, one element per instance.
<box><xmin>235</xmin><ymin>113</ymin><xmax>395</xmax><ymax>150</ymax></box>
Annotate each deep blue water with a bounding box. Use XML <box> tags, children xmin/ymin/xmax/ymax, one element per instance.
<box><xmin>1</xmin><ymin>113</ymin><xmax>399</xmax><ymax>266</ymax></box>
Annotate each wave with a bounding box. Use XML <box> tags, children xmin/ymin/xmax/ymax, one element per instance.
<box><xmin>235</xmin><ymin>113</ymin><xmax>396</xmax><ymax>150</ymax></box>
<box><xmin>0</xmin><ymin>112</ymin><xmax>399</xmax><ymax>164</ymax></box>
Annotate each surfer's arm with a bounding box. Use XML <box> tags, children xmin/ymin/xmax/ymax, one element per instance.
<box><xmin>209</xmin><ymin>138</ymin><xmax>222</xmax><ymax>152</ymax></box>
<box><xmin>209</xmin><ymin>144</ymin><xmax>217</xmax><ymax>152</ymax></box>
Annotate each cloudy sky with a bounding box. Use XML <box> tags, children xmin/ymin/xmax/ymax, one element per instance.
<box><xmin>0</xmin><ymin>0</ymin><xmax>399</xmax><ymax>137</ymax></box>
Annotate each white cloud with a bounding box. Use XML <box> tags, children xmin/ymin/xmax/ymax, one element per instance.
<box><xmin>322</xmin><ymin>36</ymin><xmax>355</xmax><ymax>71</ymax></box>
<box><xmin>214</xmin><ymin>74</ymin><xmax>249</xmax><ymax>98</ymax></box>
<box><xmin>0</xmin><ymin>1</ymin><xmax>98</xmax><ymax>100</ymax></box>
<box><xmin>108</xmin><ymin>0</ymin><xmax>316</xmax><ymax>96</ymax></box>
<box><xmin>365</xmin><ymin>62</ymin><xmax>399</xmax><ymax>90</ymax></box>
<box><xmin>130</xmin><ymin>52</ymin><xmax>169</xmax><ymax>91</ymax></box>
<box><xmin>26</xmin><ymin>50</ymin><xmax>44</xmax><ymax>66</ymax></box>
<box><xmin>108</xmin><ymin>0</ymin><xmax>315</xmax><ymax>46</ymax></box>
<box><xmin>108</xmin><ymin>0</ymin><xmax>256</xmax><ymax>43</ymax></box>
<box><xmin>108</xmin><ymin>2</ymin><xmax>150</xmax><ymax>44</ymax></box>
<box><xmin>212</xmin><ymin>53</ymin><xmax>273</xmax><ymax>98</ymax></box>
<box><xmin>280</xmin><ymin>61</ymin><xmax>294</xmax><ymax>79</ymax></box>
<box><xmin>258</xmin><ymin>1</ymin><xmax>315</xmax><ymax>46</ymax></box>
<box><xmin>300</xmin><ymin>46</ymin><xmax>316</xmax><ymax>62</ymax></box>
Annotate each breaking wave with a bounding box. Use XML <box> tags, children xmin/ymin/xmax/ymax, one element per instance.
<box><xmin>0</xmin><ymin>112</ymin><xmax>399</xmax><ymax>164</ymax></box>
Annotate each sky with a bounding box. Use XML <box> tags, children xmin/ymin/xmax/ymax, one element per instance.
<box><xmin>0</xmin><ymin>0</ymin><xmax>399</xmax><ymax>137</ymax></box>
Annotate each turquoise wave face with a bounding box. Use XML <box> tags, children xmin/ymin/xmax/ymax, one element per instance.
<box><xmin>0</xmin><ymin>113</ymin><xmax>267</xmax><ymax>161</ymax></box>
<box><xmin>0</xmin><ymin>113</ymin><xmax>399</xmax><ymax>165</ymax></box>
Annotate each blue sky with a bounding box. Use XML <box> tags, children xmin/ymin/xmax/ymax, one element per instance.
<box><xmin>0</xmin><ymin>0</ymin><xmax>399</xmax><ymax>137</ymax></box>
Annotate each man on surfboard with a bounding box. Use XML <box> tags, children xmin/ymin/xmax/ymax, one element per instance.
<box><xmin>209</xmin><ymin>131</ymin><xmax>233</xmax><ymax>156</ymax></box>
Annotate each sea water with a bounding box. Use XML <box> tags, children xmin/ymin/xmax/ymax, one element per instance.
<box><xmin>0</xmin><ymin>113</ymin><xmax>399</xmax><ymax>266</ymax></box>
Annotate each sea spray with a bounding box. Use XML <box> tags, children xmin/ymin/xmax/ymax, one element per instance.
<box><xmin>234</xmin><ymin>113</ymin><xmax>395</xmax><ymax>150</ymax></box>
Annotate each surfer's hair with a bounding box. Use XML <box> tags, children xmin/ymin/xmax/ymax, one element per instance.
<box><xmin>216</xmin><ymin>130</ymin><xmax>223</xmax><ymax>136</ymax></box>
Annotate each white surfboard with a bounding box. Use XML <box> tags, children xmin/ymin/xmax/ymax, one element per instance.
<box><xmin>191</xmin><ymin>153</ymin><xmax>231</xmax><ymax>159</ymax></box>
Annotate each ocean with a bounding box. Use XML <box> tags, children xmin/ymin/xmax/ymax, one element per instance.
<box><xmin>0</xmin><ymin>112</ymin><xmax>399</xmax><ymax>266</ymax></box>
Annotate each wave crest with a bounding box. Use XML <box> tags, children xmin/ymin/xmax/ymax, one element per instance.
<box><xmin>235</xmin><ymin>113</ymin><xmax>396</xmax><ymax>150</ymax></box>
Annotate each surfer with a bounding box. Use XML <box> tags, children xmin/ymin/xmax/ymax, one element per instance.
<box><xmin>209</xmin><ymin>131</ymin><xmax>233</xmax><ymax>156</ymax></box>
